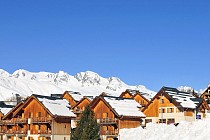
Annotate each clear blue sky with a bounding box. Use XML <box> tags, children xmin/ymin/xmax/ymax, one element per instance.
<box><xmin>0</xmin><ymin>0</ymin><xmax>209</xmax><ymax>92</ymax></box>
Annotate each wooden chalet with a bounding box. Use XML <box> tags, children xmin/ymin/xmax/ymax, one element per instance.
<box><xmin>0</xmin><ymin>102</ymin><xmax>15</xmax><ymax>140</ymax></box>
<box><xmin>142</xmin><ymin>87</ymin><xmax>209</xmax><ymax>126</ymax></box>
<box><xmin>119</xmin><ymin>89</ymin><xmax>150</xmax><ymax>109</ymax></box>
<box><xmin>1</xmin><ymin>94</ymin><xmax>76</xmax><ymax>140</ymax></box>
<box><xmin>62</xmin><ymin>91</ymin><xmax>83</xmax><ymax>107</ymax></box>
<box><xmin>91</xmin><ymin>95</ymin><xmax>145</xmax><ymax>140</ymax></box>
<box><xmin>200</xmin><ymin>84</ymin><xmax>210</xmax><ymax>105</ymax></box>
<box><xmin>71</xmin><ymin>96</ymin><xmax>93</xmax><ymax>125</ymax></box>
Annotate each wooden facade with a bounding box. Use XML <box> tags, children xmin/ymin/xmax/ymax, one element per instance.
<box><xmin>119</xmin><ymin>89</ymin><xmax>149</xmax><ymax>110</ymax></box>
<box><xmin>71</xmin><ymin>96</ymin><xmax>93</xmax><ymax>125</ymax></box>
<box><xmin>91</xmin><ymin>95</ymin><xmax>145</xmax><ymax>140</ymax></box>
<box><xmin>62</xmin><ymin>91</ymin><xmax>83</xmax><ymax>107</ymax></box>
<box><xmin>200</xmin><ymin>85</ymin><xmax>210</xmax><ymax>104</ymax></box>
<box><xmin>0</xmin><ymin>94</ymin><xmax>75</xmax><ymax>140</ymax></box>
<box><xmin>142</xmin><ymin>87</ymin><xmax>209</xmax><ymax>125</ymax></box>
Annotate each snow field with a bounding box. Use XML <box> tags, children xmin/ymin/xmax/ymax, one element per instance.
<box><xmin>119</xmin><ymin>118</ymin><xmax>210</xmax><ymax>140</ymax></box>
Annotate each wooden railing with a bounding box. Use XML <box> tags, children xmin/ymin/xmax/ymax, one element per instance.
<box><xmin>31</xmin><ymin>117</ymin><xmax>52</xmax><ymax>123</ymax></box>
<box><xmin>5</xmin><ymin>129</ymin><xmax>16</xmax><ymax>134</ymax></box>
<box><xmin>38</xmin><ymin>130</ymin><xmax>52</xmax><ymax>134</ymax></box>
<box><xmin>15</xmin><ymin>130</ymin><xmax>27</xmax><ymax>134</ymax></box>
<box><xmin>15</xmin><ymin>118</ymin><xmax>27</xmax><ymax>123</ymax></box>
<box><xmin>98</xmin><ymin>118</ymin><xmax>117</xmax><ymax>124</ymax></box>
<box><xmin>31</xmin><ymin>130</ymin><xmax>52</xmax><ymax>135</ymax></box>
<box><xmin>0</xmin><ymin>129</ymin><xmax>4</xmax><ymax>134</ymax></box>
<box><xmin>73</xmin><ymin>109</ymin><xmax>83</xmax><ymax>114</ymax></box>
<box><xmin>100</xmin><ymin>130</ymin><xmax>118</xmax><ymax>135</ymax></box>
<box><xmin>2</xmin><ymin>120</ymin><xmax>15</xmax><ymax>125</ymax></box>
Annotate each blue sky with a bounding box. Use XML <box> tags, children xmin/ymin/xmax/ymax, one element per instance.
<box><xmin>0</xmin><ymin>0</ymin><xmax>209</xmax><ymax>92</ymax></box>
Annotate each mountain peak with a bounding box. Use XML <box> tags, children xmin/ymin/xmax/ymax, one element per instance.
<box><xmin>0</xmin><ymin>69</ymin><xmax>156</xmax><ymax>100</ymax></box>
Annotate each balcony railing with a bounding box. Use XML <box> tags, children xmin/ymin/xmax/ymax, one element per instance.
<box><xmin>0</xmin><ymin>130</ymin><xmax>5</xmax><ymax>134</ymax></box>
<box><xmin>73</xmin><ymin>109</ymin><xmax>83</xmax><ymax>114</ymax></box>
<box><xmin>100</xmin><ymin>130</ymin><xmax>118</xmax><ymax>136</ymax></box>
<box><xmin>5</xmin><ymin>130</ymin><xmax>16</xmax><ymax>135</ymax></box>
<box><xmin>15</xmin><ymin>118</ymin><xmax>27</xmax><ymax>124</ymax></box>
<box><xmin>98</xmin><ymin>118</ymin><xmax>117</xmax><ymax>125</ymax></box>
<box><xmin>16</xmin><ymin>130</ymin><xmax>27</xmax><ymax>134</ymax></box>
<box><xmin>31</xmin><ymin>117</ymin><xmax>52</xmax><ymax>123</ymax></box>
<box><xmin>38</xmin><ymin>130</ymin><xmax>52</xmax><ymax>135</ymax></box>
<box><xmin>2</xmin><ymin>120</ymin><xmax>15</xmax><ymax>125</ymax></box>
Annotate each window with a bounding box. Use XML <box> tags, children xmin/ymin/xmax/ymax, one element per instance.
<box><xmin>38</xmin><ymin>112</ymin><xmax>41</xmax><ymax>117</ymax></box>
<box><xmin>145</xmin><ymin>119</ymin><xmax>152</xmax><ymax>124</ymax></box>
<box><xmin>159</xmin><ymin>99</ymin><xmax>164</xmax><ymax>104</ymax></box>
<box><xmin>167</xmin><ymin>118</ymin><xmax>175</xmax><ymax>124</ymax></box>
<box><xmin>169</xmin><ymin>99</ymin><xmax>173</xmax><ymax>103</ymax></box>
<box><xmin>159</xmin><ymin>119</ymin><xmax>166</xmax><ymax>124</ymax></box>
<box><xmin>29</xmin><ymin>112</ymin><xmax>31</xmax><ymax>118</ymax></box>
<box><xmin>159</xmin><ymin>108</ymin><xmax>165</xmax><ymax>113</ymax></box>
<box><xmin>167</xmin><ymin>108</ymin><xmax>174</xmax><ymax>113</ymax></box>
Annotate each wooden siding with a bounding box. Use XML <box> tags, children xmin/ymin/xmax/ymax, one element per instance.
<box><xmin>93</xmin><ymin>100</ymin><xmax>115</xmax><ymax>119</ymax></box>
<box><xmin>119</xmin><ymin>119</ymin><xmax>141</xmax><ymax>129</ymax></box>
<box><xmin>133</xmin><ymin>94</ymin><xmax>149</xmax><ymax>107</ymax></box>
<box><xmin>73</xmin><ymin>98</ymin><xmax>90</xmax><ymax>112</ymax></box>
<box><xmin>53</xmin><ymin>121</ymin><xmax>71</xmax><ymax>135</ymax></box>
<box><xmin>143</xmin><ymin>94</ymin><xmax>178</xmax><ymax>117</ymax></box>
<box><xmin>63</xmin><ymin>93</ymin><xmax>77</xmax><ymax>107</ymax></box>
<box><xmin>119</xmin><ymin>92</ymin><xmax>132</xmax><ymax>98</ymax></box>
<box><xmin>24</xmin><ymin>98</ymin><xmax>50</xmax><ymax>119</ymax></box>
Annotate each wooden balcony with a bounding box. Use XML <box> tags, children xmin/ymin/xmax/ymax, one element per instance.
<box><xmin>15</xmin><ymin>118</ymin><xmax>27</xmax><ymax>124</ymax></box>
<box><xmin>31</xmin><ymin>130</ymin><xmax>52</xmax><ymax>135</ymax></box>
<box><xmin>38</xmin><ymin>130</ymin><xmax>52</xmax><ymax>135</ymax></box>
<box><xmin>31</xmin><ymin>117</ymin><xmax>52</xmax><ymax>124</ymax></box>
<box><xmin>98</xmin><ymin>118</ymin><xmax>117</xmax><ymax>125</ymax></box>
<box><xmin>100</xmin><ymin>130</ymin><xmax>118</xmax><ymax>136</ymax></box>
<box><xmin>16</xmin><ymin>130</ymin><xmax>27</xmax><ymax>134</ymax></box>
<box><xmin>73</xmin><ymin>109</ymin><xmax>83</xmax><ymax>114</ymax></box>
<box><xmin>0</xmin><ymin>129</ymin><xmax>4</xmax><ymax>134</ymax></box>
<box><xmin>5</xmin><ymin>130</ymin><xmax>16</xmax><ymax>135</ymax></box>
<box><xmin>2</xmin><ymin>120</ymin><xmax>15</xmax><ymax>125</ymax></box>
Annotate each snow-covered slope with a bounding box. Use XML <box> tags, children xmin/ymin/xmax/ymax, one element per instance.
<box><xmin>0</xmin><ymin>69</ymin><xmax>156</xmax><ymax>100</ymax></box>
<box><xmin>120</xmin><ymin>117</ymin><xmax>210</xmax><ymax>140</ymax></box>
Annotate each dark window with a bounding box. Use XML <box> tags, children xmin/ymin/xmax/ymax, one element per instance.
<box><xmin>159</xmin><ymin>119</ymin><xmax>166</xmax><ymax>123</ymax></box>
<box><xmin>167</xmin><ymin>118</ymin><xmax>175</xmax><ymax>124</ymax></box>
<box><xmin>38</xmin><ymin>112</ymin><xmax>41</xmax><ymax>117</ymax></box>
<box><xmin>145</xmin><ymin>119</ymin><xmax>152</xmax><ymax>124</ymax></box>
<box><xmin>29</xmin><ymin>112</ymin><xmax>31</xmax><ymax>118</ymax></box>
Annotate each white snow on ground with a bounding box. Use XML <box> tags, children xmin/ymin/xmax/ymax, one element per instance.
<box><xmin>119</xmin><ymin>118</ymin><xmax>210</xmax><ymax>140</ymax></box>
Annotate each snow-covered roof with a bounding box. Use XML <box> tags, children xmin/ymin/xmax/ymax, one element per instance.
<box><xmin>67</xmin><ymin>91</ymin><xmax>83</xmax><ymax>102</ymax></box>
<box><xmin>36</xmin><ymin>96</ymin><xmax>76</xmax><ymax>117</ymax></box>
<box><xmin>0</xmin><ymin>107</ymin><xmax>12</xmax><ymax>115</ymax></box>
<box><xmin>164</xmin><ymin>87</ymin><xmax>201</xmax><ymax>109</ymax></box>
<box><xmin>126</xmin><ymin>89</ymin><xmax>152</xmax><ymax>100</ymax></box>
<box><xmin>103</xmin><ymin>96</ymin><xmax>145</xmax><ymax>117</ymax></box>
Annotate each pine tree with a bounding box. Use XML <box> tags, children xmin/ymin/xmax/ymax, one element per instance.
<box><xmin>71</xmin><ymin>105</ymin><xmax>100</xmax><ymax>140</ymax></box>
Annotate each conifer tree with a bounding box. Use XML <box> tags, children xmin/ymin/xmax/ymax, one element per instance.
<box><xmin>71</xmin><ymin>105</ymin><xmax>100</xmax><ymax>140</ymax></box>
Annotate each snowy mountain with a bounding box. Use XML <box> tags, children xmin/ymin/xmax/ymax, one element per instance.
<box><xmin>0</xmin><ymin>69</ymin><xmax>156</xmax><ymax>101</ymax></box>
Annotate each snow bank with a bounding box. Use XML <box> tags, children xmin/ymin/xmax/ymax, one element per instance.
<box><xmin>120</xmin><ymin>119</ymin><xmax>210</xmax><ymax>140</ymax></box>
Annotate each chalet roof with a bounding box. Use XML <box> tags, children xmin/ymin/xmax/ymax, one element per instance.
<box><xmin>200</xmin><ymin>84</ymin><xmax>210</xmax><ymax>97</ymax></box>
<box><xmin>0</xmin><ymin>101</ymin><xmax>14</xmax><ymax>115</ymax></box>
<box><xmin>126</xmin><ymin>89</ymin><xmax>151</xmax><ymax>100</ymax></box>
<box><xmin>66</xmin><ymin>91</ymin><xmax>83</xmax><ymax>102</ymax></box>
<box><xmin>163</xmin><ymin>87</ymin><xmax>202</xmax><ymax>109</ymax></box>
<box><xmin>33</xmin><ymin>94</ymin><xmax>76</xmax><ymax>117</ymax></box>
<box><xmin>103</xmin><ymin>96</ymin><xmax>145</xmax><ymax>117</ymax></box>
<box><xmin>84</xmin><ymin>96</ymin><xmax>94</xmax><ymax>101</ymax></box>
